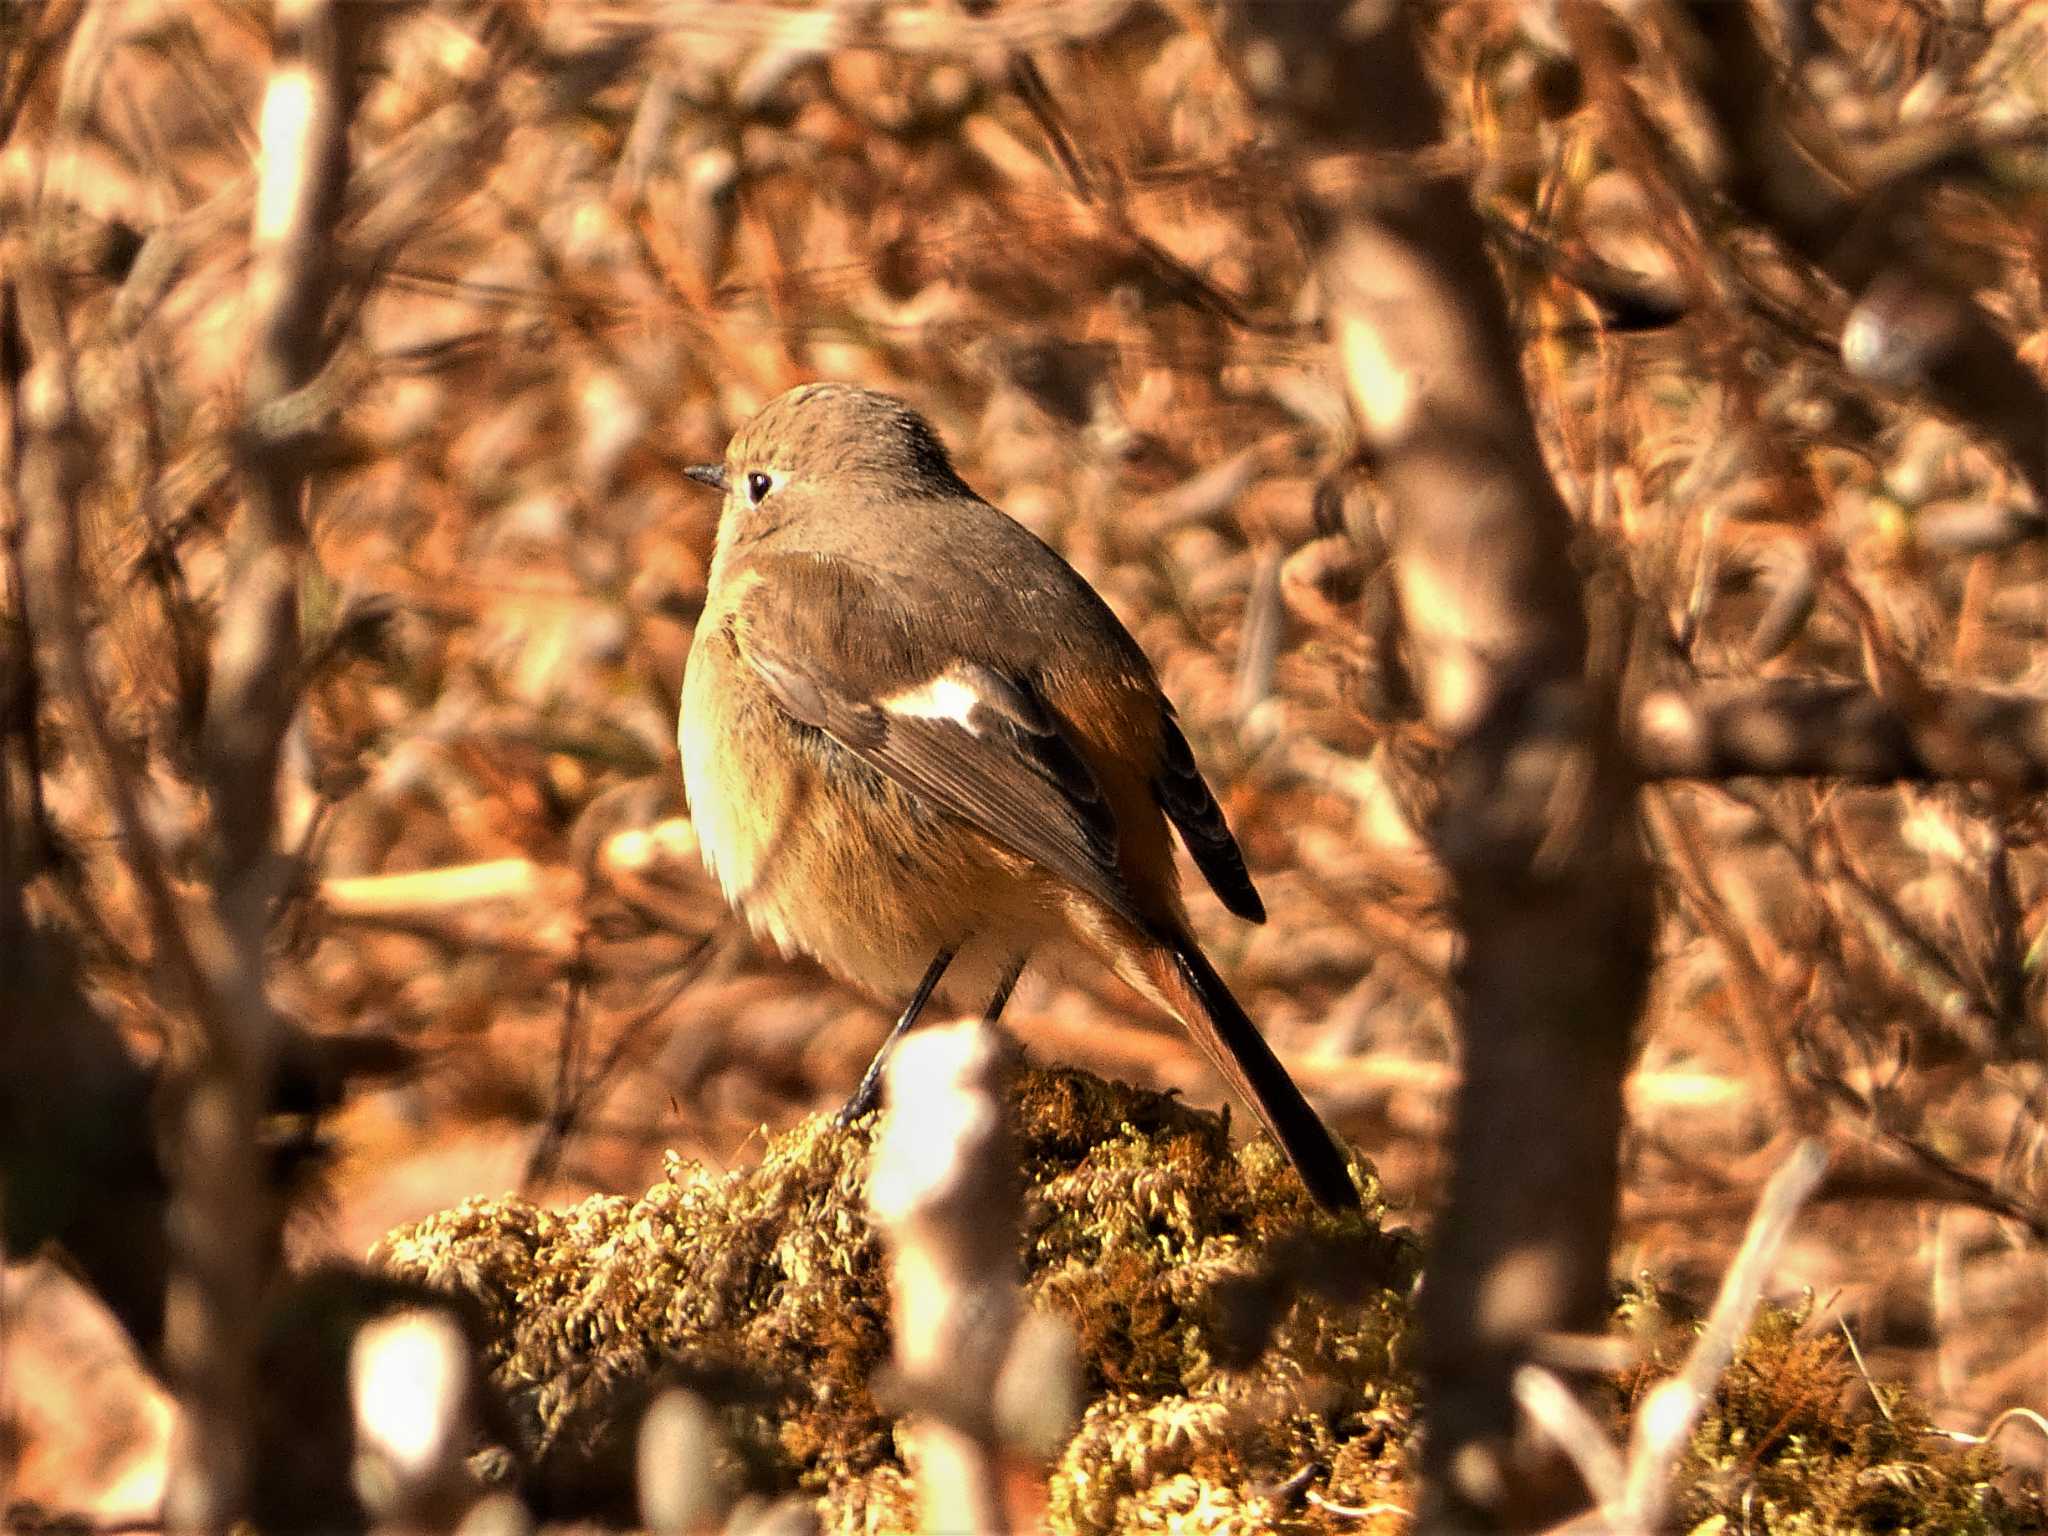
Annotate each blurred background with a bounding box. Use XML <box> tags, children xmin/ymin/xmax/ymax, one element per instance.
<box><xmin>5</xmin><ymin>0</ymin><xmax>2048</xmax><ymax>1518</ymax></box>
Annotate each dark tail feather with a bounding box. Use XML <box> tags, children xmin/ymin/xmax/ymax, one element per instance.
<box><xmin>1141</xmin><ymin>937</ymin><xmax>1360</xmax><ymax>1213</ymax></box>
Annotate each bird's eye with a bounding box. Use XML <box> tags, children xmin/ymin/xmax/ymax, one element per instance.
<box><xmin>745</xmin><ymin>470</ymin><xmax>776</xmax><ymax>506</ymax></box>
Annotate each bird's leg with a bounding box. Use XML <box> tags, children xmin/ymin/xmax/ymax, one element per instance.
<box><xmin>982</xmin><ymin>955</ymin><xmax>1026</xmax><ymax>1024</ymax></box>
<box><xmin>836</xmin><ymin>945</ymin><xmax>956</xmax><ymax>1124</ymax></box>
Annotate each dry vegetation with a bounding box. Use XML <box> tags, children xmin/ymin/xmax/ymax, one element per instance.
<box><xmin>4</xmin><ymin>0</ymin><xmax>2048</xmax><ymax>1530</ymax></box>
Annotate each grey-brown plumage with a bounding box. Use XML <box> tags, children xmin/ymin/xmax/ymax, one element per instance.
<box><xmin>680</xmin><ymin>382</ymin><xmax>1357</xmax><ymax>1211</ymax></box>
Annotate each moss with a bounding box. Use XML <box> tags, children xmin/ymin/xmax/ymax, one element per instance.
<box><xmin>378</xmin><ymin>1110</ymin><xmax>891</xmax><ymax>1516</ymax></box>
<box><xmin>376</xmin><ymin>1068</ymin><xmax>2040</xmax><ymax>1535</ymax></box>
<box><xmin>1050</xmin><ymin>1366</ymin><xmax>1411</xmax><ymax>1536</ymax></box>
<box><xmin>377</xmin><ymin>1064</ymin><xmax>1413</xmax><ymax>1530</ymax></box>
<box><xmin>1617</xmin><ymin>1289</ymin><xmax>2045</xmax><ymax>1536</ymax></box>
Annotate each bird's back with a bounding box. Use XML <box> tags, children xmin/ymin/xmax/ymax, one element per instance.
<box><xmin>746</xmin><ymin>486</ymin><xmax>1186</xmax><ymax>927</ymax></box>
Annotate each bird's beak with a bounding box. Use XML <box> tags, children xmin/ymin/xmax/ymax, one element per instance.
<box><xmin>684</xmin><ymin>463</ymin><xmax>729</xmax><ymax>493</ymax></box>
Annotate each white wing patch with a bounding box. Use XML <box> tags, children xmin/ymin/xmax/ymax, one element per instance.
<box><xmin>880</xmin><ymin>668</ymin><xmax>992</xmax><ymax>733</ymax></box>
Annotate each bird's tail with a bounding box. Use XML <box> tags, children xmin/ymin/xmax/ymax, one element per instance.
<box><xmin>1132</xmin><ymin>935</ymin><xmax>1360</xmax><ymax>1213</ymax></box>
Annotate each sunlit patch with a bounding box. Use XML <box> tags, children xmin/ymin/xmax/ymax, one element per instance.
<box><xmin>1338</xmin><ymin>309</ymin><xmax>1415</xmax><ymax>443</ymax></box>
<box><xmin>255</xmin><ymin>68</ymin><xmax>317</xmax><ymax>245</ymax></box>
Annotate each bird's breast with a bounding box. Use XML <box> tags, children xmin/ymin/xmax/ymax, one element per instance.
<box><xmin>679</xmin><ymin>619</ymin><xmax>1058</xmax><ymax>999</ymax></box>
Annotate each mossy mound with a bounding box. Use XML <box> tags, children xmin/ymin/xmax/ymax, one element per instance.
<box><xmin>375</xmin><ymin>1064</ymin><xmax>1415</xmax><ymax>1529</ymax></box>
<box><xmin>1619</xmin><ymin>1293</ymin><xmax>2045</xmax><ymax>1536</ymax></box>
<box><xmin>375</xmin><ymin>1069</ymin><xmax>2043</xmax><ymax>1534</ymax></box>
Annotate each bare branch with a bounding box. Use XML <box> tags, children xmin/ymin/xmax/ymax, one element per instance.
<box><xmin>209</xmin><ymin>0</ymin><xmax>357</xmax><ymax>920</ymax></box>
<box><xmin>1513</xmin><ymin>1367</ymin><xmax>1626</xmax><ymax>1513</ymax></box>
<box><xmin>1635</xmin><ymin>679</ymin><xmax>2048</xmax><ymax>787</ymax></box>
<box><xmin>620</xmin><ymin>0</ymin><xmax>1137</xmax><ymax>52</ymax></box>
<box><xmin>868</xmin><ymin>1021</ymin><xmax>1024</xmax><ymax>1536</ymax></box>
<box><xmin>163</xmin><ymin>2</ymin><xmax>362</xmax><ymax>1529</ymax></box>
<box><xmin>1616</xmin><ymin>1140</ymin><xmax>1826</xmax><ymax>1530</ymax></box>
<box><xmin>1535</xmin><ymin>1142</ymin><xmax>1829</xmax><ymax>1535</ymax></box>
<box><xmin>1215</xmin><ymin>2</ymin><xmax>1654</xmax><ymax>1527</ymax></box>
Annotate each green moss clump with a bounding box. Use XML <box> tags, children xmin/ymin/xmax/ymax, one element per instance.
<box><xmin>1017</xmin><ymin>1071</ymin><xmax>1415</xmax><ymax>1533</ymax></box>
<box><xmin>376</xmin><ymin>1108</ymin><xmax>891</xmax><ymax>1516</ymax></box>
<box><xmin>375</xmin><ymin>1064</ymin><xmax>1415</xmax><ymax>1529</ymax></box>
<box><xmin>1051</xmin><ymin>1364</ymin><xmax>1411</xmax><ymax>1536</ymax></box>
<box><xmin>1018</xmin><ymin>1068</ymin><xmax>1411</xmax><ymax>1393</ymax></box>
<box><xmin>1618</xmin><ymin>1290</ymin><xmax>2045</xmax><ymax>1536</ymax></box>
<box><xmin>377</xmin><ymin>1066</ymin><xmax>2040</xmax><ymax>1535</ymax></box>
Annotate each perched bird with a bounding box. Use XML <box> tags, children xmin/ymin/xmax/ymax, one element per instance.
<box><xmin>679</xmin><ymin>383</ymin><xmax>1358</xmax><ymax>1212</ymax></box>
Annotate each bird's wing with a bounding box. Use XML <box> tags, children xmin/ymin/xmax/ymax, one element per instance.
<box><xmin>1154</xmin><ymin>712</ymin><xmax>1266</xmax><ymax>924</ymax></box>
<box><xmin>724</xmin><ymin>553</ymin><xmax>1144</xmax><ymax>927</ymax></box>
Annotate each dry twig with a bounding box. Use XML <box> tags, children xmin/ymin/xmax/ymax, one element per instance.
<box><xmin>868</xmin><ymin>1020</ymin><xmax>1024</xmax><ymax>1536</ymax></box>
<box><xmin>1529</xmin><ymin>1139</ymin><xmax>1829</xmax><ymax>1534</ymax></box>
<box><xmin>163</xmin><ymin>2</ymin><xmax>362</xmax><ymax>1528</ymax></box>
<box><xmin>1215</xmin><ymin>3</ymin><xmax>1655</xmax><ymax>1525</ymax></box>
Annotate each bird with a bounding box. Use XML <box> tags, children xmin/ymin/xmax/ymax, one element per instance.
<box><xmin>677</xmin><ymin>382</ymin><xmax>1358</xmax><ymax>1212</ymax></box>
